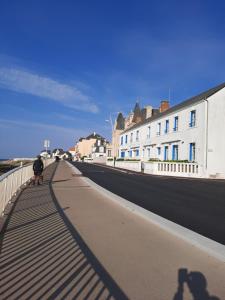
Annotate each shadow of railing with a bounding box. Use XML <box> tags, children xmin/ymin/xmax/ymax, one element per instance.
<box><xmin>0</xmin><ymin>163</ymin><xmax>128</xmax><ymax>300</ymax></box>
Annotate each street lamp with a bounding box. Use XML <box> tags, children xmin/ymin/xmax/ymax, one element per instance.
<box><xmin>105</xmin><ymin>112</ymin><xmax>120</xmax><ymax>160</ymax></box>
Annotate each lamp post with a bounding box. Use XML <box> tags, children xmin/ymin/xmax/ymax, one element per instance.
<box><xmin>105</xmin><ymin>113</ymin><xmax>116</xmax><ymax>158</ymax></box>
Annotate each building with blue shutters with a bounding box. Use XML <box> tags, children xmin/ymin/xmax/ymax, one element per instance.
<box><xmin>117</xmin><ymin>82</ymin><xmax>225</xmax><ymax>178</ymax></box>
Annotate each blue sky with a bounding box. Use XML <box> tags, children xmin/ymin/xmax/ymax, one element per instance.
<box><xmin>0</xmin><ymin>0</ymin><xmax>225</xmax><ymax>157</ymax></box>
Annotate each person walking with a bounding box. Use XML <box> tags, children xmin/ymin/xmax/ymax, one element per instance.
<box><xmin>32</xmin><ymin>155</ymin><xmax>44</xmax><ymax>185</ymax></box>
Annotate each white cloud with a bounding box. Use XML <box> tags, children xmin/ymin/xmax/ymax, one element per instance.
<box><xmin>0</xmin><ymin>118</ymin><xmax>85</xmax><ymax>136</ymax></box>
<box><xmin>0</xmin><ymin>67</ymin><xmax>99</xmax><ymax>113</ymax></box>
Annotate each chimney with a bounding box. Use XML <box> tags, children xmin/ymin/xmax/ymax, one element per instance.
<box><xmin>159</xmin><ymin>100</ymin><xmax>169</xmax><ymax>113</ymax></box>
<box><xmin>144</xmin><ymin>105</ymin><xmax>153</xmax><ymax>119</ymax></box>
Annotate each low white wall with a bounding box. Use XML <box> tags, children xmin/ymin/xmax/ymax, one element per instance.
<box><xmin>106</xmin><ymin>160</ymin><xmax>114</xmax><ymax>167</ymax></box>
<box><xmin>0</xmin><ymin>158</ymin><xmax>55</xmax><ymax>215</ymax></box>
<box><xmin>93</xmin><ymin>157</ymin><xmax>107</xmax><ymax>164</ymax></box>
<box><xmin>114</xmin><ymin>161</ymin><xmax>141</xmax><ymax>172</ymax></box>
<box><xmin>107</xmin><ymin>160</ymin><xmax>205</xmax><ymax>178</ymax></box>
<box><xmin>144</xmin><ymin>162</ymin><xmax>202</xmax><ymax>178</ymax></box>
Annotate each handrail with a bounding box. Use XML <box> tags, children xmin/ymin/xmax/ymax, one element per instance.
<box><xmin>0</xmin><ymin>159</ymin><xmax>55</xmax><ymax>216</ymax></box>
<box><xmin>0</xmin><ymin>165</ymin><xmax>22</xmax><ymax>181</ymax></box>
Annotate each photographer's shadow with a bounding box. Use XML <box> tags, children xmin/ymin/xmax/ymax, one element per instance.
<box><xmin>173</xmin><ymin>268</ymin><xmax>220</xmax><ymax>300</ymax></box>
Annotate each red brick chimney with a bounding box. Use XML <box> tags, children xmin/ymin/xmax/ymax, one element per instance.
<box><xmin>159</xmin><ymin>100</ymin><xmax>170</xmax><ymax>113</ymax></box>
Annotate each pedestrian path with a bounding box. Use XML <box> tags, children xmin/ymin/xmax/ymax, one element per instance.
<box><xmin>0</xmin><ymin>163</ymin><xmax>128</xmax><ymax>300</ymax></box>
<box><xmin>0</xmin><ymin>161</ymin><xmax>225</xmax><ymax>300</ymax></box>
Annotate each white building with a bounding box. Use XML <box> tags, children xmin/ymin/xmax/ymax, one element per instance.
<box><xmin>117</xmin><ymin>82</ymin><xmax>225</xmax><ymax>179</ymax></box>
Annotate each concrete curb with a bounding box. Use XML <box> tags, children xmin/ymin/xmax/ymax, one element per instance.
<box><xmin>67</xmin><ymin>161</ymin><xmax>225</xmax><ymax>263</ymax></box>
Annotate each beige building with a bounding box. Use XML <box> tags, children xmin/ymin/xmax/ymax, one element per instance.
<box><xmin>111</xmin><ymin>112</ymin><xmax>125</xmax><ymax>157</ymax></box>
<box><xmin>75</xmin><ymin>132</ymin><xmax>108</xmax><ymax>159</ymax></box>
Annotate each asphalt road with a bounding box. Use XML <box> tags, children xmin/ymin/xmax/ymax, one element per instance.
<box><xmin>72</xmin><ymin>162</ymin><xmax>225</xmax><ymax>245</ymax></box>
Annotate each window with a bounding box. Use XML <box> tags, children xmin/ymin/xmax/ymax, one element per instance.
<box><xmin>136</xmin><ymin>149</ymin><xmax>139</xmax><ymax>157</ymax></box>
<box><xmin>121</xmin><ymin>151</ymin><xmax>125</xmax><ymax>158</ymax></box>
<box><xmin>157</xmin><ymin>147</ymin><xmax>161</xmax><ymax>156</ymax></box>
<box><xmin>129</xmin><ymin>150</ymin><xmax>132</xmax><ymax>157</ymax></box>
<box><xmin>189</xmin><ymin>143</ymin><xmax>196</xmax><ymax>161</ymax></box>
<box><xmin>130</xmin><ymin>133</ymin><xmax>133</xmax><ymax>143</ymax></box>
<box><xmin>147</xmin><ymin>148</ymin><xmax>151</xmax><ymax>158</ymax></box>
<box><xmin>107</xmin><ymin>150</ymin><xmax>112</xmax><ymax>157</ymax></box>
<box><xmin>164</xmin><ymin>146</ymin><xmax>169</xmax><ymax>160</ymax></box>
<box><xmin>120</xmin><ymin>136</ymin><xmax>123</xmax><ymax>145</ymax></box>
<box><xmin>99</xmin><ymin>146</ymin><xmax>104</xmax><ymax>153</ymax></box>
<box><xmin>172</xmin><ymin>145</ymin><xmax>178</xmax><ymax>160</ymax></box>
<box><xmin>142</xmin><ymin>148</ymin><xmax>145</xmax><ymax>158</ymax></box>
<box><xmin>157</xmin><ymin>122</ymin><xmax>161</xmax><ymax>135</ymax></box>
<box><xmin>125</xmin><ymin>135</ymin><xmax>128</xmax><ymax>144</ymax></box>
<box><xmin>165</xmin><ymin>120</ymin><xmax>169</xmax><ymax>134</ymax></box>
<box><xmin>147</xmin><ymin>126</ymin><xmax>151</xmax><ymax>139</ymax></box>
<box><xmin>174</xmin><ymin>116</ymin><xmax>178</xmax><ymax>131</ymax></box>
<box><xmin>189</xmin><ymin>110</ymin><xmax>196</xmax><ymax>127</ymax></box>
<box><xmin>136</xmin><ymin>130</ymin><xmax>139</xmax><ymax>141</ymax></box>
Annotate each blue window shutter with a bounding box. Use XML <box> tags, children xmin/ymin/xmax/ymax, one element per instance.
<box><xmin>172</xmin><ymin>145</ymin><xmax>175</xmax><ymax>160</ymax></box>
<box><xmin>189</xmin><ymin>143</ymin><xmax>192</xmax><ymax>161</ymax></box>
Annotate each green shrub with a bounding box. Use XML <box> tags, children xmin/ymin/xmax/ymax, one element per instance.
<box><xmin>148</xmin><ymin>158</ymin><xmax>160</xmax><ymax>162</ymax></box>
<box><xmin>125</xmin><ymin>159</ymin><xmax>140</xmax><ymax>162</ymax></box>
<box><xmin>163</xmin><ymin>160</ymin><xmax>189</xmax><ymax>163</ymax></box>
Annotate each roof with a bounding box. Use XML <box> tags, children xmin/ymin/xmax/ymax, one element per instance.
<box><xmin>132</xmin><ymin>102</ymin><xmax>142</xmax><ymax>123</ymax></box>
<box><xmin>41</xmin><ymin>150</ymin><xmax>51</xmax><ymax>154</ymax></box>
<box><xmin>68</xmin><ymin>147</ymin><xmax>75</xmax><ymax>151</ymax></box>
<box><xmin>52</xmin><ymin>148</ymin><xmax>64</xmax><ymax>154</ymax></box>
<box><xmin>86</xmin><ymin>133</ymin><xmax>104</xmax><ymax>140</ymax></box>
<box><xmin>123</xmin><ymin>82</ymin><xmax>225</xmax><ymax>133</ymax></box>
<box><xmin>115</xmin><ymin>113</ymin><xmax>125</xmax><ymax>130</ymax></box>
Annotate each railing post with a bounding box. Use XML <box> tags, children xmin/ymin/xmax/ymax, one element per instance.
<box><xmin>20</xmin><ymin>162</ymin><xmax>23</xmax><ymax>187</ymax></box>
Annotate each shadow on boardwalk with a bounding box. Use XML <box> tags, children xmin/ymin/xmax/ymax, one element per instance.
<box><xmin>0</xmin><ymin>163</ymin><xmax>128</xmax><ymax>300</ymax></box>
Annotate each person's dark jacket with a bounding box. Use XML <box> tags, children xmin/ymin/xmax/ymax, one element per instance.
<box><xmin>33</xmin><ymin>158</ymin><xmax>44</xmax><ymax>172</ymax></box>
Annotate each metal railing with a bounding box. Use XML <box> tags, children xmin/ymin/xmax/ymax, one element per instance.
<box><xmin>0</xmin><ymin>159</ymin><xmax>54</xmax><ymax>216</ymax></box>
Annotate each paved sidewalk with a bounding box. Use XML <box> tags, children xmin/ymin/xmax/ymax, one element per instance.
<box><xmin>52</xmin><ymin>161</ymin><xmax>225</xmax><ymax>300</ymax></box>
<box><xmin>0</xmin><ymin>161</ymin><xmax>225</xmax><ymax>300</ymax></box>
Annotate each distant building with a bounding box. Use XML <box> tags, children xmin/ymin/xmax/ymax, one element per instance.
<box><xmin>75</xmin><ymin>132</ymin><xmax>108</xmax><ymax>159</ymax></box>
<box><xmin>52</xmin><ymin>148</ymin><xmax>71</xmax><ymax>160</ymax></box>
<box><xmin>68</xmin><ymin>146</ymin><xmax>76</xmax><ymax>159</ymax></box>
<box><xmin>91</xmin><ymin>137</ymin><xmax>109</xmax><ymax>158</ymax></box>
<box><xmin>40</xmin><ymin>150</ymin><xmax>51</xmax><ymax>158</ymax></box>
